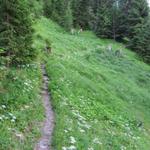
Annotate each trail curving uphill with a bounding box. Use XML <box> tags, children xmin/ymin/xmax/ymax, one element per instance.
<box><xmin>34</xmin><ymin>64</ymin><xmax>54</xmax><ymax>150</ymax></box>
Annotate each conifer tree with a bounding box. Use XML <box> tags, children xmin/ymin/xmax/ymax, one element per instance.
<box><xmin>29</xmin><ymin>0</ymin><xmax>44</xmax><ymax>18</ymax></box>
<box><xmin>123</xmin><ymin>0</ymin><xmax>150</xmax><ymax>62</ymax></box>
<box><xmin>0</xmin><ymin>0</ymin><xmax>35</xmax><ymax>65</ymax></box>
<box><xmin>129</xmin><ymin>19</ymin><xmax>150</xmax><ymax>63</ymax></box>
<box><xmin>73</xmin><ymin>0</ymin><xmax>95</xmax><ymax>29</ymax></box>
<box><xmin>62</xmin><ymin>1</ymin><xmax>73</xmax><ymax>30</ymax></box>
<box><xmin>43</xmin><ymin>0</ymin><xmax>150</xmax><ymax>63</ymax></box>
<box><xmin>94</xmin><ymin>0</ymin><xmax>112</xmax><ymax>38</ymax></box>
<box><xmin>44</xmin><ymin>0</ymin><xmax>52</xmax><ymax>18</ymax></box>
<box><xmin>124</xmin><ymin>0</ymin><xmax>149</xmax><ymax>38</ymax></box>
<box><xmin>44</xmin><ymin>0</ymin><xmax>73</xmax><ymax>30</ymax></box>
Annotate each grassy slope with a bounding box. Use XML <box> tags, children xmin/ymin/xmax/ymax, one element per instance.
<box><xmin>1</xmin><ymin>16</ymin><xmax>149</xmax><ymax>150</ymax></box>
<box><xmin>0</xmin><ymin>53</ymin><xmax>44</xmax><ymax>148</ymax></box>
<box><xmin>34</xmin><ymin>18</ymin><xmax>150</xmax><ymax>150</ymax></box>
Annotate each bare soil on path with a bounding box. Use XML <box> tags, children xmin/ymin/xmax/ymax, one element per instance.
<box><xmin>34</xmin><ymin>64</ymin><xmax>54</xmax><ymax>150</ymax></box>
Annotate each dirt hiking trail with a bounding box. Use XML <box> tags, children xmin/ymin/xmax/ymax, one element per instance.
<box><xmin>34</xmin><ymin>64</ymin><xmax>54</xmax><ymax>150</ymax></box>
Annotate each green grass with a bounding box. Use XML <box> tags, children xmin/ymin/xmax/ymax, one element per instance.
<box><xmin>1</xmin><ymin>16</ymin><xmax>150</xmax><ymax>150</ymax></box>
<box><xmin>0</xmin><ymin>63</ymin><xmax>44</xmax><ymax>150</ymax></box>
<box><xmin>34</xmin><ymin>17</ymin><xmax>150</xmax><ymax>150</ymax></box>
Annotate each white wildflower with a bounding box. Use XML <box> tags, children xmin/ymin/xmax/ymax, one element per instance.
<box><xmin>94</xmin><ymin>119</ymin><xmax>98</xmax><ymax>123</ymax></box>
<box><xmin>68</xmin><ymin>127</ymin><xmax>72</xmax><ymax>131</ymax></box>
<box><xmin>15</xmin><ymin>132</ymin><xmax>24</xmax><ymax>141</ymax></box>
<box><xmin>132</xmin><ymin>136</ymin><xmax>138</xmax><ymax>140</ymax></box>
<box><xmin>27</xmin><ymin>64</ymin><xmax>30</xmax><ymax>67</ymax></box>
<box><xmin>11</xmin><ymin>119</ymin><xmax>16</xmax><ymax>123</ymax></box>
<box><xmin>24</xmin><ymin>82</ymin><xmax>29</xmax><ymax>86</ymax></box>
<box><xmin>62</xmin><ymin>101</ymin><xmax>68</xmax><ymax>106</ymax></box>
<box><xmin>79</xmin><ymin>128</ymin><xmax>85</xmax><ymax>133</ymax></box>
<box><xmin>0</xmin><ymin>116</ymin><xmax>3</xmax><ymax>120</ymax></box>
<box><xmin>8</xmin><ymin>113</ymin><xmax>13</xmax><ymax>116</ymax></box>
<box><xmin>68</xmin><ymin>145</ymin><xmax>76</xmax><ymax>150</ymax></box>
<box><xmin>124</xmin><ymin>133</ymin><xmax>128</xmax><ymax>136</ymax></box>
<box><xmin>64</xmin><ymin>129</ymin><xmax>68</xmax><ymax>133</ymax></box>
<box><xmin>136</xmin><ymin>136</ymin><xmax>140</xmax><ymax>140</ymax></box>
<box><xmin>12</xmin><ymin>116</ymin><xmax>16</xmax><ymax>120</ymax></box>
<box><xmin>125</xmin><ymin>127</ymin><xmax>130</xmax><ymax>131</ymax></box>
<box><xmin>120</xmin><ymin>145</ymin><xmax>126</xmax><ymax>150</ymax></box>
<box><xmin>4</xmin><ymin>116</ymin><xmax>9</xmax><ymax>120</ymax></box>
<box><xmin>125</xmin><ymin>123</ymin><xmax>129</xmax><ymax>126</ymax></box>
<box><xmin>1</xmin><ymin>105</ymin><xmax>6</xmax><ymax>109</ymax></box>
<box><xmin>24</xmin><ymin>105</ymin><xmax>30</xmax><ymax>109</ymax></box>
<box><xmin>62</xmin><ymin>147</ymin><xmax>67</xmax><ymax>150</ymax></box>
<box><xmin>2</xmin><ymin>115</ymin><xmax>5</xmax><ymax>118</ymax></box>
<box><xmin>70</xmin><ymin>136</ymin><xmax>76</xmax><ymax>144</ymax></box>
<box><xmin>93</xmin><ymin>138</ymin><xmax>102</xmax><ymax>145</ymax></box>
<box><xmin>84</xmin><ymin>123</ymin><xmax>91</xmax><ymax>129</ymax></box>
<box><xmin>109</xmin><ymin>120</ymin><xmax>114</xmax><ymax>124</ymax></box>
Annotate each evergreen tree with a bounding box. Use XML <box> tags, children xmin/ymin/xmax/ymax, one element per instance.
<box><xmin>0</xmin><ymin>0</ymin><xmax>35</xmax><ymax>65</ymax></box>
<box><xmin>29</xmin><ymin>0</ymin><xmax>44</xmax><ymax>18</ymax></box>
<box><xmin>43</xmin><ymin>0</ymin><xmax>150</xmax><ymax>63</ymax></box>
<box><xmin>129</xmin><ymin>19</ymin><xmax>150</xmax><ymax>63</ymax></box>
<box><xmin>112</xmin><ymin>0</ymin><xmax>129</xmax><ymax>40</ymax></box>
<box><xmin>124</xmin><ymin>0</ymin><xmax>149</xmax><ymax>38</ymax></box>
<box><xmin>73</xmin><ymin>0</ymin><xmax>95</xmax><ymax>29</ymax></box>
<box><xmin>44</xmin><ymin>0</ymin><xmax>73</xmax><ymax>30</ymax></box>
<box><xmin>44</xmin><ymin>0</ymin><xmax>52</xmax><ymax>18</ymax></box>
<box><xmin>94</xmin><ymin>0</ymin><xmax>112</xmax><ymax>38</ymax></box>
<box><xmin>109</xmin><ymin>0</ymin><xmax>123</xmax><ymax>40</ymax></box>
<box><xmin>123</xmin><ymin>0</ymin><xmax>150</xmax><ymax>62</ymax></box>
<box><xmin>62</xmin><ymin>1</ymin><xmax>73</xmax><ymax>30</ymax></box>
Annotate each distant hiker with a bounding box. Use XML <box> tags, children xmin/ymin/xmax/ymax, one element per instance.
<box><xmin>107</xmin><ymin>45</ymin><xmax>112</xmax><ymax>52</ymax></box>
<box><xmin>115</xmin><ymin>49</ymin><xmax>123</xmax><ymax>57</ymax></box>
<box><xmin>78</xmin><ymin>28</ymin><xmax>83</xmax><ymax>34</ymax></box>
<box><xmin>46</xmin><ymin>45</ymin><xmax>51</xmax><ymax>53</ymax></box>
<box><xmin>137</xmin><ymin>121</ymin><xmax>143</xmax><ymax>128</ymax></box>
<box><xmin>45</xmin><ymin>39</ymin><xmax>52</xmax><ymax>53</ymax></box>
<box><xmin>71</xmin><ymin>28</ymin><xmax>75</xmax><ymax>35</ymax></box>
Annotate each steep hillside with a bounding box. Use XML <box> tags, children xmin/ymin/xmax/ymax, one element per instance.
<box><xmin>0</xmin><ymin>64</ymin><xmax>44</xmax><ymax>149</ymax></box>
<box><xmin>34</xmin><ymin>17</ymin><xmax>150</xmax><ymax>150</ymax></box>
<box><xmin>1</xmin><ymin>16</ymin><xmax>149</xmax><ymax>149</ymax></box>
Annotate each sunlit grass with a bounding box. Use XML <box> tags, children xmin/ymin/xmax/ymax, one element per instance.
<box><xmin>34</xmin><ymin>17</ymin><xmax>150</xmax><ymax>150</ymax></box>
<box><xmin>1</xmin><ymin>17</ymin><xmax>148</xmax><ymax>149</ymax></box>
<box><xmin>0</xmin><ymin>64</ymin><xmax>44</xmax><ymax>150</ymax></box>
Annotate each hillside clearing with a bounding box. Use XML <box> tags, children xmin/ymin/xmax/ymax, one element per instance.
<box><xmin>34</xmin><ymin>18</ymin><xmax>150</xmax><ymax>150</ymax></box>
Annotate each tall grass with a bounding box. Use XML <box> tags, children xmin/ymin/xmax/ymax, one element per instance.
<box><xmin>0</xmin><ymin>63</ymin><xmax>44</xmax><ymax>149</ymax></box>
<box><xmin>34</xmin><ymin>17</ymin><xmax>150</xmax><ymax>150</ymax></box>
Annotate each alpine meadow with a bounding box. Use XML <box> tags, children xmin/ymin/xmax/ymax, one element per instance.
<box><xmin>0</xmin><ymin>0</ymin><xmax>150</xmax><ymax>150</ymax></box>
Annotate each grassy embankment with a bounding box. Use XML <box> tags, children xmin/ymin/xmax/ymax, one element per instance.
<box><xmin>0</xmin><ymin>35</ymin><xmax>45</xmax><ymax>150</ymax></box>
<box><xmin>0</xmin><ymin>16</ymin><xmax>150</xmax><ymax>150</ymax></box>
<box><xmin>34</xmin><ymin>17</ymin><xmax>150</xmax><ymax>150</ymax></box>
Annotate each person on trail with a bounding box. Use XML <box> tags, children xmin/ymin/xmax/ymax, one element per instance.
<box><xmin>78</xmin><ymin>28</ymin><xmax>83</xmax><ymax>34</ymax></box>
<box><xmin>71</xmin><ymin>28</ymin><xmax>75</xmax><ymax>35</ymax></box>
<box><xmin>45</xmin><ymin>39</ymin><xmax>51</xmax><ymax>53</ymax></box>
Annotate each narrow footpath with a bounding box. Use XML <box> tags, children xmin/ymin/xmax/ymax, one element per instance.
<box><xmin>34</xmin><ymin>64</ymin><xmax>54</xmax><ymax>150</ymax></box>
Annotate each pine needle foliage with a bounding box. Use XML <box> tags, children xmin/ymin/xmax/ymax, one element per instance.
<box><xmin>0</xmin><ymin>0</ymin><xmax>36</xmax><ymax>65</ymax></box>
